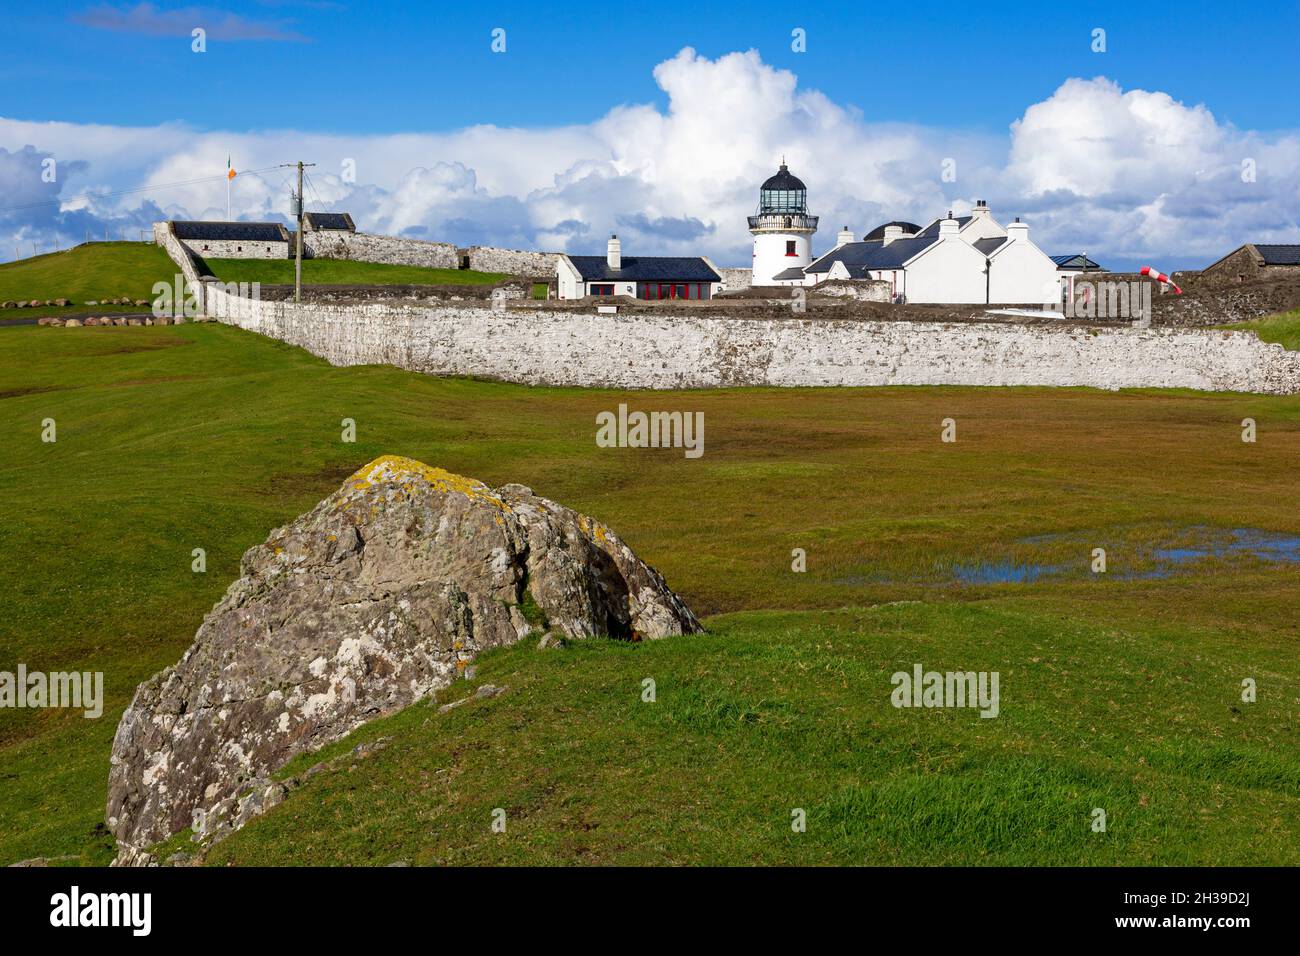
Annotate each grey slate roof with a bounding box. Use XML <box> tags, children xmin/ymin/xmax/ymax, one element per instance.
<box><xmin>567</xmin><ymin>256</ymin><xmax>721</xmax><ymax>282</ymax></box>
<box><xmin>805</xmin><ymin>236</ymin><xmax>937</xmax><ymax>275</ymax></box>
<box><xmin>303</xmin><ymin>212</ymin><xmax>355</xmax><ymax>232</ymax></box>
<box><xmin>916</xmin><ymin>216</ymin><xmax>973</xmax><ymax>238</ymax></box>
<box><xmin>863</xmin><ymin>220</ymin><xmax>922</xmax><ymax>241</ymax></box>
<box><xmin>772</xmin><ymin>266</ymin><xmax>807</xmax><ymax>280</ymax></box>
<box><xmin>973</xmin><ymin>237</ymin><xmax>1008</xmax><ymax>256</ymax></box>
<box><xmin>1050</xmin><ymin>253</ymin><xmax>1105</xmax><ymax>270</ymax></box>
<box><xmin>173</xmin><ymin>220</ymin><xmax>289</xmax><ymax>242</ymax></box>
<box><xmin>1255</xmin><ymin>244</ymin><xmax>1300</xmax><ymax>265</ymax></box>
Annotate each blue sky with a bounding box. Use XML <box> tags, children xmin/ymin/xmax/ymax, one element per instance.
<box><xmin>5</xmin><ymin>1</ymin><xmax>1297</xmax><ymax>134</ymax></box>
<box><xmin>1</xmin><ymin>1</ymin><xmax>1298</xmax><ymax>270</ymax></box>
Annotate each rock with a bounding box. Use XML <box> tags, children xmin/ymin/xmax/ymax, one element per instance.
<box><xmin>113</xmin><ymin>318</ymin><xmax>128</xmax><ymax>326</ymax></box>
<box><xmin>155</xmin><ymin>317</ymin><xmax>172</xmax><ymax>326</ymax></box>
<box><xmin>134</xmin><ymin>299</ymin><xmax>148</xmax><ymax>307</ymax></box>
<box><xmin>537</xmin><ymin>633</ymin><xmax>564</xmax><ymax>650</ymax></box>
<box><xmin>64</xmin><ymin>319</ymin><xmax>82</xmax><ymax>327</ymax></box>
<box><xmin>106</xmin><ymin>456</ymin><xmax>699</xmax><ymax>859</ymax></box>
<box><xmin>173</xmin><ymin>316</ymin><xmax>187</xmax><ymax>325</ymax></box>
<box><xmin>126</xmin><ymin>318</ymin><xmax>142</xmax><ymax>326</ymax></box>
<box><xmin>29</xmin><ymin>300</ymin><xmax>41</xmax><ymax>308</ymax></box>
<box><xmin>36</xmin><ymin>317</ymin><xmax>59</xmax><ymax>326</ymax></box>
<box><xmin>54</xmin><ymin>298</ymin><xmax>71</xmax><ymax>307</ymax></box>
<box><xmin>85</xmin><ymin>300</ymin><xmax>98</xmax><ymax>306</ymax></box>
<box><xmin>1</xmin><ymin>301</ymin><xmax>14</xmax><ymax>309</ymax></box>
<box><xmin>143</xmin><ymin>317</ymin><xmax>153</xmax><ymax>326</ymax></box>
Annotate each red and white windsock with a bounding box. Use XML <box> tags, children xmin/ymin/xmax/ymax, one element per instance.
<box><xmin>1140</xmin><ymin>265</ymin><xmax>1182</xmax><ymax>295</ymax></box>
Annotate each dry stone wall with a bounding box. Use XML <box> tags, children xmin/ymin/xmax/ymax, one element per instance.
<box><xmin>302</xmin><ymin>231</ymin><xmax>458</xmax><ymax>269</ymax></box>
<box><xmin>199</xmin><ymin>282</ymin><xmax>1300</xmax><ymax>394</ymax></box>
<box><xmin>466</xmin><ymin>246</ymin><xmax>562</xmax><ymax>276</ymax></box>
<box><xmin>718</xmin><ymin>268</ymin><xmax>752</xmax><ymax>292</ymax></box>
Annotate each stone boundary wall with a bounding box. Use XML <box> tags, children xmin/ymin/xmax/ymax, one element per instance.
<box><xmin>718</xmin><ymin>268</ymin><xmax>752</xmax><ymax>292</ymax></box>
<box><xmin>198</xmin><ymin>282</ymin><xmax>1300</xmax><ymax>394</ymax></box>
<box><xmin>301</xmin><ymin>231</ymin><xmax>458</xmax><ymax>269</ymax></box>
<box><xmin>815</xmin><ymin>280</ymin><xmax>892</xmax><ymax>302</ymax></box>
<box><xmin>154</xmin><ymin>222</ymin><xmax>207</xmax><ymax>291</ymax></box>
<box><xmin>465</xmin><ymin>246</ymin><xmax>562</xmax><ymax>276</ymax></box>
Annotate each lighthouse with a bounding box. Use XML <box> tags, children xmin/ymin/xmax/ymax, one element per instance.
<box><xmin>748</xmin><ymin>162</ymin><xmax>819</xmax><ymax>286</ymax></box>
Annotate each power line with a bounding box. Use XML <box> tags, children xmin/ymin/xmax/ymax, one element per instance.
<box><xmin>0</xmin><ymin>164</ymin><xmax>286</xmax><ymax>214</ymax></box>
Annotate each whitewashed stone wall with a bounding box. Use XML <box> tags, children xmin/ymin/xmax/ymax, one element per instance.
<box><xmin>466</xmin><ymin>246</ymin><xmax>562</xmax><ymax>276</ymax></box>
<box><xmin>154</xmin><ymin>222</ymin><xmax>206</xmax><ymax>289</ymax></box>
<box><xmin>302</xmin><ymin>231</ymin><xmax>458</xmax><ymax>269</ymax></box>
<box><xmin>199</xmin><ymin>283</ymin><xmax>1300</xmax><ymax>395</ymax></box>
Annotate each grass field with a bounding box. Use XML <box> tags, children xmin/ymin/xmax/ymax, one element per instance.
<box><xmin>2</xmin><ymin>321</ymin><xmax>1299</xmax><ymax>865</ymax></box>
<box><xmin>205</xmin><ymin>257</ymin><xmax>508</xmax><ymax>286</ymax></box>
<box><xmin>0</xmin><ymin>243</ymin><xmax>177</xmax><ymax>315</ymax></box>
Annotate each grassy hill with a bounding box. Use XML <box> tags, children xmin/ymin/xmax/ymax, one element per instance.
<box><xmin>0</xmin><ymin>242</ymin><xmax>177</xmax><ymax>309</ymax></box>
<box><xmin>1224</xmin><ymin>308</ymin><xmax>1300</xmax><ymax>350</ymax></box>
<box><xmin>205</xmin><ymin>257</ymin><xmax>508</xmax><ymax>286</ymax></box>
<box><xmin>2</xmin><ymin>321</ymin><xmax>1299</xmax><ymax>865</ymax></box>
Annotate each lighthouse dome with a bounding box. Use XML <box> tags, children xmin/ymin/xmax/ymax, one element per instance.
<box><xmin>758</xmin><ymin>163</ymin><xmax>807</xmax><ymax>214</ymax></box>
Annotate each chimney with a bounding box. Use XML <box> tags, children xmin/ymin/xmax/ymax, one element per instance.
<box><xmin>1006</xmin><ymin>216</ymin><xmax>1029</xmax><ymax>243</ymax></box>
<box><xmin>836</xmin><ymin>226</ymin><xmax>854</xmax><ymax>248</ymax></box>
<box><xmin>971</xmin><ymin>199</ymin><xmax>990</xmax><ymax>219</ymax></box>
<box><xmin>938</xmin><ymin>212</ymin><xmax>959</xmax><ymax>240</ymax></box>
<box><xmin>882</xmin><ymin>224</ymin><xmax>904</xmax><ymax>245</ymax></box>
<box><xmin>606</xmin><ymin>233</ymin><xmax>621</xmax><ymax>270</ymax></box>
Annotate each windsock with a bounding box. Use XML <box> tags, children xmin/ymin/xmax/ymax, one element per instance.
<box><xmin>1140</xmin><ymin>265</ymin><xmax>1182</xmax><ymax>295</ymax></box>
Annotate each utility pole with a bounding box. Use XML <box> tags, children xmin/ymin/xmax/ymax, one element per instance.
<box><xmin>283</xmin><ymin>160</ymin><xmax>316</xmax><ymax>303</ymax></box>
<box><xmin>296</xmin><ymin>161</ymin><xmax>304</xmax><ymax>302</ymax></box>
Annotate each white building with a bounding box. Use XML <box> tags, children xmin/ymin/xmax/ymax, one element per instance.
<box><xmin>748</xmin><ymin>163</ymin><xmax>819</xmax><ymax>285</ymax></box>
<box><xmin>768</xmin><ymin>197</ymin><xmax>1062</xmax><ymax>306</ymax></box>
<box><xmin>556</xmin><ymin>235</ymin><xmax>723</xmax><ymax>300</ymax></box>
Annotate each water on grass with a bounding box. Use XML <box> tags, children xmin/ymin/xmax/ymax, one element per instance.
<box><xmin>948</xmin><ymin>527</ymin><xmax>1300</xmax><ymax>586</ymax></box>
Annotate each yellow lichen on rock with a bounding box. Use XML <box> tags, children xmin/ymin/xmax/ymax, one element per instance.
<box><xmin>345</xmin><ymin>455</ymin><xmax>511</xmax><ymax>511</ymax></box>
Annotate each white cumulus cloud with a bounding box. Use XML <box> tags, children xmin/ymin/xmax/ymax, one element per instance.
<box><xmin>1</xmin><ymin>49</ymin><xmax>1297</xmax><ymax>269</ymax></box>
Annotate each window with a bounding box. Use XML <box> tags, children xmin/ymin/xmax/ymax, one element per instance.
<box><xmin>590</xmin><ymin>284</ymin><xmax>615</xmax><ymax>296</ymax></box>
<box><xmin>786</xmin><ymin>240</ymin><xmax>797</xmax><ymax>256</ymax></box>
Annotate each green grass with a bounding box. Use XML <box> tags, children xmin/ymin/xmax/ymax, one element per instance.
<box><xmin>1224</xmin><ymin>309</ymin><xmax>1300</xmax><ymax>350</ymax></box>
<box><xmin>205</xmin><ymin>257</ymin><xmax>509</xmax><ymax>287</ymax></box>
<box><xmin>0</xmin><ymin>242</ymin><xmax>177</xmax><ymax>306</ymax></box>
<box><xmin>2</xmin><ymin>321</ymin><xmax>1299</xmax><ymax>865</ymax></box>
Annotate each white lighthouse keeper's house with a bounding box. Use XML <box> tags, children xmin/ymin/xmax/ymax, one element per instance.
<box><xmin>748</xmin><ymin>162</ymin><xmax>819</xmax><ymax>285</ymax></box>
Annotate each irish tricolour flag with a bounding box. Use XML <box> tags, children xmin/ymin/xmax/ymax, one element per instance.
<box><xmin>227</xmin><ymin>155</ymin><xmax>236</xmax><ymax>181</ymax></box>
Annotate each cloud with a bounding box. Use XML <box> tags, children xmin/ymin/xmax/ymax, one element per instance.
<box><xmin>73</xmin><ymin>3</ymin><xmax>307</xmax><ymax>42</ymax></box>
<box><xmin>2</xmin><ymin>49</ymin><xmax>1299</xmax><ymax>268</ymax></box>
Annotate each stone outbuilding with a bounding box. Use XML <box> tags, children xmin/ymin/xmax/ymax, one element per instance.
<box><xmin>1201</xmin><ymin>243</ymin><xmax>1300</xmax><ymax>284</ymax></box>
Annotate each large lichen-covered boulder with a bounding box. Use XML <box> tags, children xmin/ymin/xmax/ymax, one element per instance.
<box><xmin>106</xmin><ymin>456</ymin><xmax>700</xmax><ymax>857</ymax></box>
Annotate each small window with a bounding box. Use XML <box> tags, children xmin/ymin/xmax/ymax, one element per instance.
<box><xmin>590</xmin><ymin>284</ymin><xmax>615</xmax><ymax>296</ymax></box>
<box><xmin>785</xmin><ymin>240</ymin><xmax>797</xmax><ymax>256</ymax></box>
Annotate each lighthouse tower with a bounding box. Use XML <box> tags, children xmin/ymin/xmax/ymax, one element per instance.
<box><xmin>749</xmin><ymin>162</ymin><xmax>819</xmax><ymax>285</ymax></box>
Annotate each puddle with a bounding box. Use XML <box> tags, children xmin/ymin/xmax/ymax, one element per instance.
<box><xmin>951</xmin><ymin>560</ymin><xmax>1067</xmax><ymax>584</ymax></box>
<box><xmin>945</xmin><ymin>527</ymin><xmax>1300</xmax><ymax>585</ymax></box>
